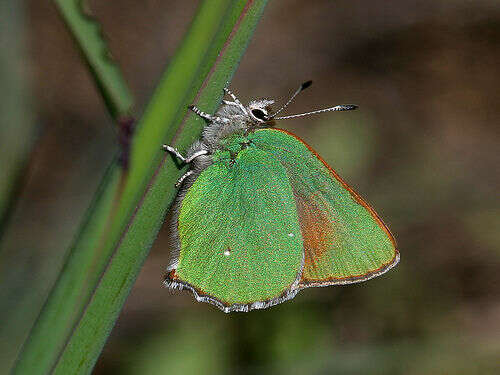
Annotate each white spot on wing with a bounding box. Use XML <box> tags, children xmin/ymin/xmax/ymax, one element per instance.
<box><xmin>288</xmin><ymin>233</ymin><xmax>294</xmax><ymax>237</ymax></box>
<box><xmin>224</xmin><ymin>250</ymin><xmax>231</xmax><ymax>256</ymax></box>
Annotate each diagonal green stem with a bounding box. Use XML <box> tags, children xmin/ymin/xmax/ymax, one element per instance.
<box><xmin>13</xmin><ymin>1</ymin><xmax>268</xmax><ymax>374</ymax></box>
<box><xmin>53</xmin><ymin>0</ymin><xmax>134</xmax><ymax>119</ymax></box>
<box><xmin>1</xmin><ymin>0</ymin><xmax>133</xmax><ymax>238</ymax></box>
<box><xmin>1</xmin><ymin>1</ymin><xmax>134</xmax><ymax>371</ymax></box>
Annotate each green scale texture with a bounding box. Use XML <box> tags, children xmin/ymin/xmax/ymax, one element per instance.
<box><xmin>176</xmin><ymin>129</ymin><xmax>397</xmax><ymax>305</ymax></box>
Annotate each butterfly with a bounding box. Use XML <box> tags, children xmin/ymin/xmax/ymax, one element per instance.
<box><xmin>163</xmin><ymin>81</ymin><xmax>399</xmax><ymax>313</ymax></box>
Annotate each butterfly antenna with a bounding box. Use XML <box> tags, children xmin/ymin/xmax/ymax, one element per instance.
<box><xmin>270</xmin><ymin>80</ymin><xmax>313</xmax><ymax>118</ymax></box>
<box><xmin>273</xmin><ymin>104</ymin><xmax>358</xmax><ymax>120</ymax></box>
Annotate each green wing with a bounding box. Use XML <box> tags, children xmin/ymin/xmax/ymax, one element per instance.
<box><xmin>249</xmin><ymin>128</ymin><xmax>399</xmax><ymax>288</ymax></box>
<box><xmin>168</xmin><ymin>147</ymin><xmax>304</xmax><ymax>311</ymax></box>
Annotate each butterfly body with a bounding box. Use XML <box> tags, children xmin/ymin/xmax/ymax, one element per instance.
<box><xmin>164</xmin><ymin>87</ymin><xmax>399</xmax><ymax>313</ymax></box>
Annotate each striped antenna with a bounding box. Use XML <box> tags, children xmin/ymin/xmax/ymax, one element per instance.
<box><xmin>270</xmin><ymin>80</ymin><xmax>312</xmax><ymax>118</ymax></box>
<box><xmin>274</xmin><ymin>104</ymin><xmax>358</xmax><ymax>120</ymax></box>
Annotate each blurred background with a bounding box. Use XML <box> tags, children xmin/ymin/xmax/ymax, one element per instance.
<box><xmin>1</xmin><ymin>0</ymin><xmax>499</xmax><ymax>374</ymax></box>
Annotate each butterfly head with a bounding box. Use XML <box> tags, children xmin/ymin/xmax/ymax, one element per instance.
<box><xmin>247</xmin><ymin>99</ymin><xmax>275</xmax><ymax>124</ymax></box>
<box><xmin>220</xmin><ymin>81</ymin><xmax>357</xmax><ymax>128</ymax></box>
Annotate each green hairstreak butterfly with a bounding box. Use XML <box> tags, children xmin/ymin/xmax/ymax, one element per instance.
<box><xmin>163</xmin><ymin>81</ymin><xmax>399</xmax><ymax>313</ymax></box>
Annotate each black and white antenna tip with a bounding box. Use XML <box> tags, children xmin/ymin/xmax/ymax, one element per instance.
<box><xmin>337</xmin><ymin>104</ymin><xmax>358</xmax><ymax>111</ymax></box>
<box><xmin>301</xmin><ymin>80</ymin><xmax>313</xmax><ymax>90</ymax></box>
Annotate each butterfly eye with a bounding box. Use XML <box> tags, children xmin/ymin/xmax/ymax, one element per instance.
<box><xmin>251</xmin><ymin>109</ymin><xmax>267</xmax><ymax>121</ymax></box>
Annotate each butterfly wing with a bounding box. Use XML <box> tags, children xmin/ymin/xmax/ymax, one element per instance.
<box><xmin>166</xmin><ymin>147</ymin><xmax>304</xmax><ymax>312</ymax></box>
<box><xmin>249</xmin><ymin>128</ymin><xmax>399</xmax><ymax>288</ymax></box>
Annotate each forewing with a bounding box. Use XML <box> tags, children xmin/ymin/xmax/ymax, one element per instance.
<box><xmin>249</xmin><ymin>128</ymin><xmax>399</xmax><ymax>288</ymax></box>
<box><xmin>167</xmin><ymin>147</ymin><xmax>304</xmax><ymax>311</ymax></box>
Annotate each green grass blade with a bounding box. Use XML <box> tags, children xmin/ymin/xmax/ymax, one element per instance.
<box><xmin>2</xmin><ymin>1</ymin><xmax>133</xmax><ymax>370</ymax></box>
<box><xmin>10</xmin><ymin>160</ymin><xmax>123</xmax><ymax>375</ymax></box>
<box><xmin>53</xmin><ymin>0</ymin><xmax>133</xmax><ymax>118</ymax></box>
<box><xmin>13</xmin><ymin>1</ymin><xmax>268</xmax><ymax>374</ymax></box>
<box><xmin>1</xmin><ymin>0</ymin><xmax>134</xmax><ymax>235</ymax></box>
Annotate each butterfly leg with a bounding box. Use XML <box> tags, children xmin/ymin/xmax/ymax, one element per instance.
<box><xmin>162</xmin><ymin>145</ymin><xmax>187</xmax><ymax>163</ymax></box>
<box><xmin>175</xmin><ymin>170</ymin><xmax>194</xmax><ymax>188</ymax></box>
<box><xmin>188</xmin><ymin>105</ymin><xmax>230</xmax><ymax>124</ymax></box>
<box><xmin>162</xmin><ymin>145</ymin><xmax>208</xmax><ymax>164</ymax></box>
<box><xmin>185</xmin><ymin>149</ymin><xmax>208</xmax><ymax>163</ymax></box>
<box><xmin>223</xmin><ymin>87</ymin><xmax>248</xmax><ymax>114</ymax></box>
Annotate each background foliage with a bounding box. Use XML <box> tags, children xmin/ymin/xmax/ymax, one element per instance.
<box><xmin>1</xmin><ymin>1</ymin><xmax>499</xmax><ymax>374</ymax></box>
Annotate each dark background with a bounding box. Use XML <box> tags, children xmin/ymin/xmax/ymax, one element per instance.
<box><xmin>1</xmin><ymin>1</ymin><xmax>499</xmax><ymax>373</ymax></box>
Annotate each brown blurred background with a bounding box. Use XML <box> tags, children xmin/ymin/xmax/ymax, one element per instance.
<box><xmin>1</xmin><ymin>1</ymin><xmax>499</xmax><ymax>374</ymax></box>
